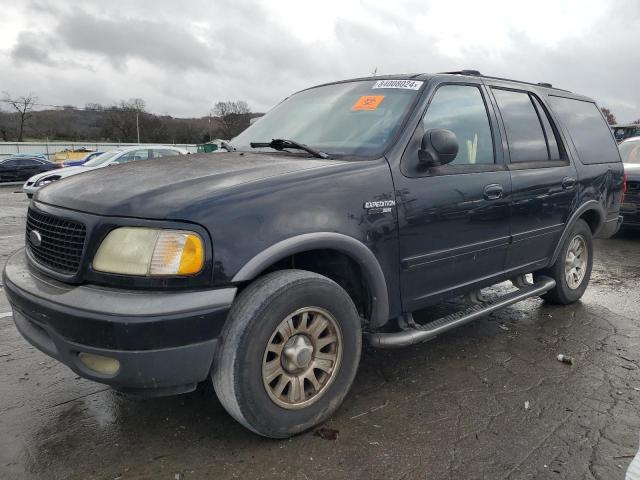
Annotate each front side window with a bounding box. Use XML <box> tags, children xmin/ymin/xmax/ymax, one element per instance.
<box><xmin>421</xmin><ymin>85</ymin><xmax>494</xmax><ymax>165</ymax></box>
<box><xmin>230</xmin><ymin>79</ymin><xmax>423</xmax><ymax>158</ymax></box>
<box><xmin>21</xmin><ymin>159</ymin><xmax>41</xmax><ymax>166</ymax></box>
<box><xmin>492</xmin><ymin>89</ymin><xmax>549</xmax><ymax>163</ymax></box>
<box><xmin>114</xmin><ymin>150</ymin><xmax>150</xmax><ymax>164</ymax></box>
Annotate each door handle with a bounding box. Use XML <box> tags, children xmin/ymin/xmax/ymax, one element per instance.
<box><xmin>483</xmin><ymin>184</ymin><xmax>504</xmax><ymax>200</ymax></box>
<box><xmin>562</xmin><ymin>177</ymin><xmax>576</xmax><ymax>190</ymax></box>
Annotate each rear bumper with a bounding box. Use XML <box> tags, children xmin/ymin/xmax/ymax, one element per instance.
<box><xmin>596</xmin><ymin>215</ymin><xmax>623</xmax><ymax>238</ymax></box>
<box><xmin>3</xmin><ymin>249</ymin><xmax>236</xmax><ymax>396</ymax></box>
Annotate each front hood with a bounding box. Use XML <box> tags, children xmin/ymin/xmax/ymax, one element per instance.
<box><xmin>36</xmin><ymin>152</ymin><xmax>344</xmax><ymax>218</ymax></box>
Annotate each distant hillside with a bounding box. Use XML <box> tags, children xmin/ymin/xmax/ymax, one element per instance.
<box><xmin>0</xmin><ymin>104</ymin><xmax>263</xmax><ymax>144</ymax></box>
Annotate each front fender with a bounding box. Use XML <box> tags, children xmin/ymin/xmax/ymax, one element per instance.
<box><xmin>232</xmin><ymin>232</ymin><xmax>390</xmax><ymax>328</ymax></box>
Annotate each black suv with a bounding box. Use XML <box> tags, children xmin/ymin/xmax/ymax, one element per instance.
<box><xmin>3</xmin><ymin>71</ymin><xmax>624</xmax><ymax>438</ymax></box>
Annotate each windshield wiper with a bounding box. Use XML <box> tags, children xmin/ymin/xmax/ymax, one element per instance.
<box><xmin>250</xmin><ymin>139</ymin><xmax>331</xmax><ymax>159</ymax></box>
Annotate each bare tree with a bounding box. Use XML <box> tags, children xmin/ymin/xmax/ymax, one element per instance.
<box><xmin>212</xmin><ymin>100</ymin><xmax>251</xmax><ymax>139</ymax></box>
<box><xmin>600</xmin><ymin>107</ymin><xmax>617</xmax><ymax>126</ymax></box>
<box><xmin>0</xmin><ymin>107</ymin><xmax>13</xmax><ymax>141</ymax></box>
<box><xmin>3</xmin><ymin>92</ymin><xmax>38</xmax><ymax>141</ymax></box>
<box><xmin>85</xmin><ymin>103</ymin><xmax>104</xmax><ymax>111</ymax></box>
<box><xmin>102</xmin><ymin>98</ymin><xmax>146</xmax><ymax>142</ymax></box>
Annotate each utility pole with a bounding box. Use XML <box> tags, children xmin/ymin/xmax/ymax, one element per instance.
<box><xmin>136</xmin><ymin>111</ymin><xmax>140</xmax><ymax>144</ymax></box>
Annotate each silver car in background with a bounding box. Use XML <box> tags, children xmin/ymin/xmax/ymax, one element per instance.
<box><xmin>23</xmin><ymin>145</ymin><xmax>188</xmax><ymax>198</ymax></box>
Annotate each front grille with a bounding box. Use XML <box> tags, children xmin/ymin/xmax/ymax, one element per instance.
<box><xmin>26</xmin><ymin>208</ymin><xmax>87</xmax><ymax>275</ymax></box>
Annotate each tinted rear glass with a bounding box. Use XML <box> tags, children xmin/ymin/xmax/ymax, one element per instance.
<box><xmin>548</xmin><ymin>96</ymin><xmax>621</xmax><ymax>164</ymax></box>
<box><xmin>492</xmin><ymin>89</ymin><xmax>548</xmax><ymax>162</ymax></box>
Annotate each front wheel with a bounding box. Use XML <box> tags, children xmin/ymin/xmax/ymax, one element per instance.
<box><xmin>534</xmin><ymin>219</ymin><xmax>593</xmax><ymax>304</ymax></box>
<box><xmin>212</xmin><ymin>270</ymin><xmax>362</xmax><ymax>438</ymax></box>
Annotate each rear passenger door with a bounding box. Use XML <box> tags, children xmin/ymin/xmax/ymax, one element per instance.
<box><xmin>486</xmin><ymin>83</ymin><xmax>578</xmax><ymax>273</ymax></box>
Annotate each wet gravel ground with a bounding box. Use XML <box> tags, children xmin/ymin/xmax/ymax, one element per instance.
<box><xmin>1</xmin><ymin>184</ymin><xmax>639</xmax><ymax>480</ymax></box>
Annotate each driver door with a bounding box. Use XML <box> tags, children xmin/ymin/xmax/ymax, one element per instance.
<box><xmin>394</xmin><ymin>80</ymin><xmax>512</xmax><ymax>311</ymax></box>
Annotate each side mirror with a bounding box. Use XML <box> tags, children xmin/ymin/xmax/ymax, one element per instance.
<box><xmin>418</xmin><ymin>129</ymin><xmax>459</xmax><ymax>167</ymax></box>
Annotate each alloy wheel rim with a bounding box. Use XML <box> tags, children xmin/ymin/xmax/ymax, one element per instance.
<box><xmin>565</xmin><ymin>234</ymin><xmax>588</xmax><ymax>290</ymax></box>
<box><xmin>262</xmin><ymin>307</ymin><xmax>343</xmax><ymax>410</ymax></box>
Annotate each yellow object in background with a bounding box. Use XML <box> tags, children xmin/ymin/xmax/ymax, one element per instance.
<box><xmin>53</xmin><ymin>149</ymin><xmax>94</xmax><ymax>163</ymax></box>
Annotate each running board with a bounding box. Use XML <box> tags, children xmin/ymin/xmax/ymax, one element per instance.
<box><xmin>367</xmin><ymin>277</ymin><xmax>556</xmax><ymax>349</ymax></box>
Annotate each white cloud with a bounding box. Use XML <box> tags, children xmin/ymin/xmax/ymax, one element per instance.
<box><xmin>0</xmin><ymin>0</ymin><xmax>638</xmax><ymax>121</ymax></box>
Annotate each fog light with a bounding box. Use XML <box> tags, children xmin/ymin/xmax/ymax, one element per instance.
<box><xmin>78</xmin><ymin>352</ymin><xmax>120</xmax><ymax>375</ymax></box>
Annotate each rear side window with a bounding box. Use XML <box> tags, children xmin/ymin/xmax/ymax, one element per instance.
<box><xmin>21</xmin><ymin>159</ymin><xmax>41</xmax><ymax>166</ymax></box>
<box><xmin>154</xmin><ymin>149</ymin><xmax>181</xmax><ymax>158</ymax></box>
<box><xmin>530</xmin><ymin>96</ymin><xmax>561</xmax><ymax>160</ymax></box>
<box><xmin>548</xmin><ymin>96</ymin><xmax>621</xmax><ymax>164</ymax></box>
<box><xmin>492</xmin><ymin>89</ymin><xmax>559</xmax><ymax>163</ymax></box>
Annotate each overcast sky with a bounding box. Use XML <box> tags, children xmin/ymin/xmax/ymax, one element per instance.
<box><xmin>1</xmin><ymin>0</ymin><xmax>638</xmax><ymax>121</ymax></box>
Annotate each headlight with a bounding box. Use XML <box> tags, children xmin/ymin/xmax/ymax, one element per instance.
<box><xmin>35</xmin><ymin>176</ymin><xmax>60</xmax><ymax>187</ymax></box>
<box><xmin>93</xmin><ymin>227</ymin><xmax>204</xmax><ymax>276</ymax></box>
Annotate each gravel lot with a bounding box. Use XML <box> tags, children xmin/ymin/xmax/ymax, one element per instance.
<box><xmin>1</xmin><ymin>184</ymin><xmax>639</xmax><ymax>480</ymax></box>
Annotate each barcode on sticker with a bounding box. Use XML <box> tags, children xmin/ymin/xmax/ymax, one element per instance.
<box><xmin>372</xmin><ymin>80</ymin><xmax>423</xmax><ymax>90</ymax></box>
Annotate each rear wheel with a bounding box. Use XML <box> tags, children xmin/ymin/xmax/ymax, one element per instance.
<box><xmin>534</xmin><ymin>219</ymin><xmax>593</xmax><ymax>304</ymax></box>
<box><xmin>212</xmin><ymin>270</ymin><xmax>362</xmax><ymax>438</ymax></box>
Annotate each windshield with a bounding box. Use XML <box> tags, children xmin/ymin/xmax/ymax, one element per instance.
<box><xmin>83</xmin><ymin>150</ymin><xmax>121</xmax><ymax>167</ymax></box>
<box><xmin>620</xmin><ymin>139</ymin><xmax>640</xmax><ymax>164</ymax></box>
<box><xmin>230</xmin><ymin>79</ymin><xmax>423</xmax><ymax>157</ymax></box>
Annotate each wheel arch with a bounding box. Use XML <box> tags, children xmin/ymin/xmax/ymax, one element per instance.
<box><xmin>231</xmin><ymin>232</ymin><xmax>390</xmax><ymax>328</ymax></box>
<box><xmin>548</xmin><ymin>200</ymin><xmax>604</xmax><ymax>267</ymax></box>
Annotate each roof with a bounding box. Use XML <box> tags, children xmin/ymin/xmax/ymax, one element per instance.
<box><xmin>303</xmin><ymin>70</ymin><xmax>593</xmax><ymax>101</ymax></box>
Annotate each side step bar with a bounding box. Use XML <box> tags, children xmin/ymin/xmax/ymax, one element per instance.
<box><xmin>367</xmin><ymin>277</ymin><xmax>556</xmax><ymax>349</ymax></box>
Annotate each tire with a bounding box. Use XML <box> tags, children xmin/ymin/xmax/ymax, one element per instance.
<box><xmin>212</xmin><ymin>269</ymin><xmax>362</xmax><ymax>438</ymax></box>
<box><xmin>534</xmin><ymin>219</ymin><xmax>593</xmax><ymax>304</ymax></box>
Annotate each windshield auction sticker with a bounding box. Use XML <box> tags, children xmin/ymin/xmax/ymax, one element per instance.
<box><xmin>372</xmin><ymin>79</ymin><xmax>423</xmax><ymax>90</ymax></box>
<box><xmin>352</xmin><ymin>95</ymin><xmax>385</xmax><ymax>111</ymax></box>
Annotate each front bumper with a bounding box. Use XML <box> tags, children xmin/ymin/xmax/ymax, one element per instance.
<box><xmin>3</xmin><ymin>249</ymin><xmax>236</xmax><ymax>396</ymax></box>
<box><xmin>621</xmin><ymin>203</ymin><xmax>640</xmax><ymax>228</ymax></box>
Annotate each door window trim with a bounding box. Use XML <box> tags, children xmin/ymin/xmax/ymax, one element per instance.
<box><xmin>488</xmin><ymin>85</ymin><xmax>570</xmax><ymax>170</ymax></box>
<box><xmin>400</xmin><ymin>81</ymin><xmax>504</xmax><ymax>178</ymax></box>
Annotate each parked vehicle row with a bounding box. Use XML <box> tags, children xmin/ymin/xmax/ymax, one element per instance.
<box><xmin>23</xmin><ymin>146</ymin><xmax>188</xmax><ymax>198</ymax></box>
<box><xmin>613</xmin><ymin>124</ymin><xmax>640</xmax><ymax>143</ymax></box>
<box><xmin>0</xmin><ymin>155</ymin><xmax>60</xmax><ymax>183</ymax></box>
<box><xmin>62</xmin><ymin>151</ymin><xmax>105</xmax><ymax>167</ymax></box>
<box><xmin>620</xmin><ymin>136</ymin><xmax>640</xmax><ymax>228</ymax></box>
<box><xmin>3</xmin><ymin>71</ymin><xmax>623</xmax><ymax>438</ymax></box>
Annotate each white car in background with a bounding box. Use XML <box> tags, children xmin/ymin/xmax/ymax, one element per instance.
<box><xmin>23</xmin><ymin>145</ymin><xmax>188</xmax><ymax>198</ymax></box>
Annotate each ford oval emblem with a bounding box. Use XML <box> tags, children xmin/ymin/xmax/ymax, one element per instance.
<box><xmin>29</xmin><ymin>230</ymin><xmax>42</xmax><ymax>247</ymax></box>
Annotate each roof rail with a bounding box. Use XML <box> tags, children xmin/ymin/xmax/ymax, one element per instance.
<box><xmin>439</xmin><ymin>69</ymin><xmax>482</xmax><ymax>76</ymax></box>
<box><xmin>436</xmin><ymin>71</ymin><xmax>571</xmax><ymax>92</ymax></box>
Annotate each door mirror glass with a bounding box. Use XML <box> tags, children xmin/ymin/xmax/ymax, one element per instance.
<box><xmin>418</xmin><ymin>129</ymin><xmax>459</xmax><ymax>167</ymax></box>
